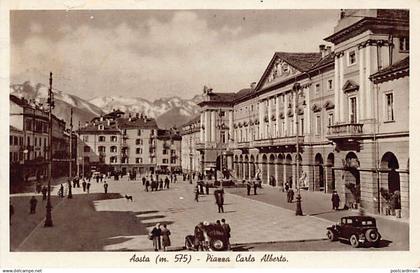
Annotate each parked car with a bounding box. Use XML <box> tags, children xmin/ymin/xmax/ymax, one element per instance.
<box><xmin>185</xmin><ymin>222</ymin><xmax>229</xmax><ymax>251</ymax></box>
<box><xmin>326</xmin><ymin>216</ymin><xmax>381</xmax><ymax>248</ymax></box>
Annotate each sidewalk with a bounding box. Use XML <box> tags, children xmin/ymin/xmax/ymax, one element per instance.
<box><xmin>226</xmin><ymin>186</ymin><xmax>409</xmax><ymax>250</ymax></box>
<box><xmin>14</xmin><ymin>177</ymin><xmax>333</xmax><ymax>251</ymax></box>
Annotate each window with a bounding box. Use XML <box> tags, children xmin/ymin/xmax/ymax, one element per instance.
<box><xmin>136</xmin><ymin>158</ymin><xmax>142</xmax><ymax>164</ymax></box>
<box><xmin>399</xmin><ymin>37</ymin><xmax>409</xmax><ymax>51</ymax></box>
<box><xmin>163</xmin><ymin>159</ymin><xmax>168</xmax><ymax>164</ymax></box>
<box><xmin>26</xmin><ymin>120</ymin><xmax>32</xmax><ymax>131</ymax></box>
<box><xmin>349</xmin><ymin>97</ymin><xmax>358</xmax><ymax>123</ymax></box>
<box><xmin>110</xmin><ymin>156</ymin><xmax>117</xmax><ymax>163</ymax></box>
<box><xmin>348</xmin><ymin>50</ymin><xmax>357</xmax><ymax>65</ymax></box>
<box><xmin>98</xmin><ymin>146</ymin><xmax>106</xmax><ymax>153</ymax></box>
<box><xmin>110</xmin><ymin>146</ymin><xmax>117</xmax><ymax>153</ymax></box>
<box><xmin>27</xmin><ymin>136</ymin><xmax>30</xmax><ymax>146</ymax></box>
<box><xmin>14</xmin><ymin>136</ymin><xmax>18</xmax><ymax>145</ymax></box>
<box><xmin>328</xmin><ymin>113</ymin><xmax>334</xmax><ymax>127</ymax></box>
<box><xmin>110</xmin><ymin>136</ymin><xmax>117</xmax><ymax>142</ymax></box>
<box><xmin>98</xmin><ymin>125</ymin><xmax>104</xmax><ymax>130</ymax></box>
<box><xmin>35</xmin><ymin>137</ymin><xmax>37</xmax><ymax>146</ymax></box>
<box><xmin>151</xmin><ymin>129</ymin><xmax>154</xmax><ymax>136</ymax></box>
<box><xmin>316</xmin><ymin>115</ymin><xmax>321</xmax><ymax>135</ymax></box>
<box><xmin>163</xmin><ymin>149</ymin><xmax>168</xmax><ymax>155</ymax></box>
<box><xmin>315</xmin><ymin>84</ymin><xmax>321</xmax><ymax>94</ymax></box>
<box><xmin>137</xmin><ymin>129</ymin><xmax>142</xmax><ymax>136</ymax></box>
<box><xmin>10</xmin><ymin>136</ymin><xmax>12</xmax><ymax>145</ymax></box>
<box><xmin>136</xmin><ymin>148</ymin><xmax>142</xmax><ymax>154</ymax></box>
<box><xmin>171</xmin><ymin>158</ymin><xmax>176</xmax><ymax>164</ymax></box>
<box><xmin>300</xmin><ymin>118</ymin><xmax>304</xmax><ymax>135</ymax></box>
<box><xmin>385</xmin><ymin>93</ymin><xmax>394</xmax><ymax>121</ymax></box>
<box><xmin>219</xmin><ymin>111</ymin><xmax>225</xmax><ymax>117</ymax></box>
<box><xmin>83</xmin><ymin>136</ymin><xmax>89</xmax><ymax>142</ymax></box>
<box><xmin>98</xmin><ymin>136</ymin><xmax>105</xmax><ymax>142</ymax></box>
<box><xmin>84</xmin><ymin>146</ymin><xmax>90</xmax><ymax>152</ymax></box>
<box><xmin>136</xmin><ymin>139</ymin><xmax>142</xmax><ymax>145</ymax></box>
<box><xmin>328</xmin><ymin>79</ymin><xmax>333</xmax><ymax>90</ymax></box>
<box><xmin>19</xmin><ymin>137</ymin><xmax>23</xmax><ymax>146</ymax></box>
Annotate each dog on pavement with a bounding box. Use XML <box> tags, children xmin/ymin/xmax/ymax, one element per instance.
<box><xmin>125</xmin><ymin>195</ymin><xmax>133</xmax><ymax>202</ymax></box>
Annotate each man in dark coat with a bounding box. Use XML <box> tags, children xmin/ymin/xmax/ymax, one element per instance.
<box><xmin>82</xmin><ymin>180</ymin><xmax>87</xmax><ymax>192</ymax></box>
<box><xmin>331</xmin><ymin>190</ymin><xmax>340</xmax><ymax>210</ymax></box>
<box><xmin>165</xmin><ymin>176</ymin><xmax>170</xmax><ymax>189</ymax></box>
<box><xmin>246</xmin><ymin>181</ymin><xmax>251</xmax><ymax>196</ymax></box>
<box><xmin>205</xmin><ymin>183</ymin><xmax>210</xmax><ymax>195</ymax></box>
<box><xmin>41</xmin><ymin>186</ymin><xmax>47</xmax><ymax>201</ymax></box>
<box><xmin>86</xmin><ymin>181</ymin><xmax>91</xmax><ymax>194</ymax></box>
<box><xmin>221</xmin><ymin>218</ymin><xmax>231</xmax><ymax>250</ymax></box>
<box><xmin>194</xmin><ymin>186</ymin><xmax>199</xmax><ymax>202</ymax></box>
<box><xmin>142</xmin><ymin>176</ymin><xmax>146</xmax><ymax>186</ymax></box>
<box><xmin>253</xmin><ymin>181</ymin><xmax>258</xmax><ymax>195</ymax></box>
<box><xmin>29</xmin><ymin>196</ymin><xmax>37</xmax><ymax>214</ymax></box>
<box><xmin>145</xmin><ymin>179</ymin><xmax>150</xmax><ymax>192</ymax></box>
<box><xmin>214</xmin><ymin>188</ymin><xmax>224</xmax><ymax>213</ymax></box>
<box><xmin>104</xmin><ymin>181</ymin><xmax>109</xmax><ymax>194</ymax></box>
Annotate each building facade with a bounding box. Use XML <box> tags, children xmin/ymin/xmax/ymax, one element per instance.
<box><xmin>182</xmin><ymin>9</ymin><xmax>409</xmax><ymax>217</ymax></box>
<box><xmin>180</xmin><ymin>116</ymin><xmax>201</xmax><ymax>174</ymax></box>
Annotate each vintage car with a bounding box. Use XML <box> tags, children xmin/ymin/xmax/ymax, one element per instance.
<box><xmin>185</xmin><ymin>222</ymin><xmax>229</xmax><ymax>251</ymax></box>
<box><xmin>326</xmin><ymin>216</ymin><xmax>381</xmax><ymax>248</ymax></box>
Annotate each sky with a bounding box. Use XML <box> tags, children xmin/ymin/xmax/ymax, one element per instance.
<box><xmin>10</xmin><ymin>10</ymin><xmax>339</xmax><ymax>101</ymax></box>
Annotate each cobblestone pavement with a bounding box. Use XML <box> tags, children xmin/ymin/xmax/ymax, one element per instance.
<box><xmin>13</xmin><ymin>176</ymin><xmax>334</xmax><ymax>251</ymax></box>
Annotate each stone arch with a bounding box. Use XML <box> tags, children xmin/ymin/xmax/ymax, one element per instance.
<box><xmin>261</xmin><ymin>154</ymin><xmax>268</xmax><ymax>184</ymax></box>
<box><xmin>239</xmin><ymin>155</ymin><xmax>243</xmax><ymax>179</ymax></box>
<box><xmin>314</xmin><ymin>153</ymin><xmax>324</xmax><ymax>191</ymax></box>
<box><xmin>244</xmin><ymin>155</ymin><xmax>249</xmax><ymax>180</ymax></box>
<box><xmin>326</xmin><ymin>153</ymin><xmax>335</xmax><ymax>192</ymax></box>
<box><xmin>276</xmin><ymin>153</ymin><xmax>284</xmax><ymax>188</ymax></box>
<box><xmin>269</xmin><ymin>154</ymin><xmax>276</xmax><ymax>186</ymax></box>
<box><xmin>250</xmin><ymin>155</ymin><xmax>256</xmax><ymax>179</ymax></box>
<box><xmin>285</xmin><ymin>154</ymin><xmax>293</xmax><ymax>188</ymax></box>
<box><xmin>380</xmin><ymin>152</ymin><xmax>400</xmax><ymax>194</ymax></box>
<box><xmin>234</xmin><ymin>155</ymin><xmax>239</xmax><ymax>177</ymax></box>
<box><xmin>344</xmin><ymin>152</ymin><xmax>361</xmax><ymax>208</ymax></box>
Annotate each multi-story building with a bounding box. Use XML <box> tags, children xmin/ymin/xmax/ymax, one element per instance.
<box><xmin>180</xmin><ymin>116</ymin><xmax>201</xmax><ymax>174</ymax></box>
<box><xmin>77</xmin><ymin>111</ymin><xmax>182</xmax><ymax>175</ymax></box>
<box><xmin>183</xmin><ymin>9</ymin><xmax>409</xmax><ymax>217</ymax></box>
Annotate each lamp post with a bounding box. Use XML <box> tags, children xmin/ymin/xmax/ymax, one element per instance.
<box><xmin>44</xmin><ymin>72</ymin><xmax>54</xmax><ymax>227</ymax></box>
<box><xmin>293</xmin><ymin>82</ymin><xmax>303</xmax><ymax>216</ymax></box>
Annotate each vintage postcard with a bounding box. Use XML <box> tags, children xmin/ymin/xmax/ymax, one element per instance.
<box><xmin>0</xmin><ymin>0</ymin><xmax>419</xmax><ymax>270</ymax></box>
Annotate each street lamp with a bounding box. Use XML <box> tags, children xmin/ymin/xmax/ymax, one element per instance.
<box><xmin>293</xmin><ymin>82</ymin><xmax>303</xmax><ymax>216</ymax></box>
<box><xmin>44</xmin><ymin>72</ymin><xmax>54</xmax><ymax>227</ymax></box>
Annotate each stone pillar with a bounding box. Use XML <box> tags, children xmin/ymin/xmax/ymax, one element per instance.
<box><xmin>304</xmin><ymin>86</ymin><xmax>311</xmax><ymax>134</ymax></box>
<box><xmin>284</xmin><ymin>94</ymin><xmax>289</xmax><ymax>136</ymax></box>
<box><xmin>211</xmin><ymin>110</ymin><xmax>216</xmax><ymax>142</ymax></box>
<box><xmin>275</xmin><ymin>95</ymin><xmax>280</xmax><ymax>137</ymax></box>
<box><xmin>228</xmin><ymin>110</ymin><xmax>233</xmax><ymax>141</ymax></box>
<box><xmin>359</xmin><ymin>46</ymin><xmax>365</xmax><ymax>121</ymax></box>
<box><xmin>291</xmin><ymin>92</ymin><xmax>296</xmax><ymax>136</ymax></box>
<box><xmin>334</xmin><ymin>55</ymin><xmax>340</xmax><ymax>122</ymax></box>
<box><xmin>365</xmin><ymin>45</ymin><xmax>373</xmax><ymax>120</ymax></box>
<box><xmin>200</xmin><ymin>112</ymin><xmax>204</xmax><ymax>142</ymax></box>
<box><xmin>259</xmin><ymin>101</ymin><xmax>264</xmax><ymax>139</ymax></box>
<box><xmin>339</xmin><ymin>55</ymin><xmax>345</xmax><ymax>122</ymax></box>
<box><xmin>268</xmin><ymin>98</ymin><xmax>273</xmax><ymax>138</ymax></box>
<box><xmin>204</xmin><ymin>111</ymin><xmax>209</xmax><ymax>142</ymax></box>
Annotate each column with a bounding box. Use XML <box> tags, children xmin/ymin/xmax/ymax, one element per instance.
<box><xmin>284</xmin><ymin>94</ymin><xmax>288</xmax><ymax>136</ymax></box>
<box><xmin>365</xmin><ymin>45</ymin><xmax>373</xmax><ymax>119</ymax></box>
<box><xmin>268</xmin><ymin>97</ymin><xmax>273</xmax><ymax>138</ymax></box>
<box><xmin>200</xmin><ymin>112</ymin><xmax>204</xmax><ymax>142</ymax></box>
<box><xmin>304</xmin><ymin>86</ymin><xmax>311</xmax><ymax>134</ymax></box>
<box><xmin>259</xmin><ymin>101</ymin><xmax>264</xmax><ymax>139</ymax></box>
<box><xmin>339</xmin><ymin>55</ymin><xmax>345</xmax><ymax>122</ymax></box>
<box><xmin>275</xmin><ymin>95</ymin><xmax>280</xmax><ymax>137</ymax></box>
<box><xmin>228</xmin><ymin>110</ymin><xmax>233</xmax><ymax>141</ymax></box>
<box><xmin>334</xmin><ymin>55</ymin><xmax>340</xmax><ymax>122</ymax></box>
<box><xmin>211</xmin><ymin>110</ymin><xmax>216</xmax><ymax>142</ymax></box>
<box><xmin>204</xmin><ymin>111</ymin><xmax>209</xmax><ymax>142</ymax></box>
<box><xmin>359</xmin><ymin>46</ymin><xmax>365</xmax><ymax>121</ymax></box>
<box><xmin>292</xmin><ymin>91</ymin><xmax>296</xmax><ymax>136</ymax></box>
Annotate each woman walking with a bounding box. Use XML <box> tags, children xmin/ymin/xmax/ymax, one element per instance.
<box><xmin>161</xmin><ymin>224</ymin><xmax>171</xmax><ymax>251</ymax></box>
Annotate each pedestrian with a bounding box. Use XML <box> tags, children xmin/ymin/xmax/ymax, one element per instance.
<box><xmin>287</xmin><ymin>188</ymin><xmax>294</xmax><ymax>203</ymax></box>
<box><xmin>165</xmin><ymin>176</ymin><xmax>170</xmax><ymax>189</ymax></box>
<box><xmin>142</xmin><ymin>176</ymin><xmax>146</xmax><ymax>186</ymax></box>
<box><xmin>331</xmin><ymin>190</ymin><xmax>340</xmax><ymax>210</ymax></box>
<box><xmin>285</xmin><ymin>182</ymin><xmax>289</xmax><ymax>192</ymax></box>
<box><xmin>151</xmin><ymin>179</ymin><xmax>156</xmax><ymax>192</ymax></box>
<box><xmin>174</xmin><ymin>175</ymin><xmax>177</xmax><ymax>183</ymax></box>
<box><xmin>10</xmin><ymin>203</ymin><xmax>14</xmax><ymax>224</ymax></box>
<box><xmin>159</xmin><ymin>179</ymin><xmax>163</xmax><ymax>190</ymax></box>
<box><xmin>59</xmin><ymin>184</ymin><xmax>64</xmax><ymax>198</ymax></box>
<box><xmin>82</xmin><ymin>180</ymin><xmax>87</xmax><ymax>192</ymax></box>
<box><xmin>221</xmin><ymin>219</ymin><xmax>231</xmax><ymax>250</ymax></box>
<box><xmin>150</xmin><ymin>223</ymin><xmax>162</xmax><ymax>251</ymax></box>
<box><xmin>214</xmin><ymin>188</ymin><xmax>224</xmax><ymax>213</ymax></box>
<box><xmin>86</xmin><ymin>181</ymin><xmax>91</xmax><ymax>194</ymax></box>
<box><xmin>161</xmin><ymin>224</ymin><xmax>171</xmax><ymax>251</ymax></box>
<box><xmin>36</xmin><ymin>181</ymin><xmax>42</xmax><ymax>193</ymax></box>
<box><xmin>246</xmin><ymin>181</ymin><xmax>251</xmax><ymax>196</ymax></box>
<box><xmin>269</xmin><ymin>176</ymin><xmax>276</xmax><ymax>187</ymax></box>
<box><xmin>29</xmin><ymin>196</ymin><xmax>37</xmax><ymax>214</ymax></box>
<box><xmin>253</xmin><ymin>181</ymin><xmax>258</xmax><ymax>195</ymax></box>
<box><xmin>73</xmin><ymin>177</ymin><xmax>77</xmax><ymax>188</ymax></box>
<box><xmin>205</xmin><ymin>183</ymin><xmax>210</xmax><ymax>195</ymax></box>
<box><xmin>104</xmin><ymin>181</ymin><xmax>108</xmax><ymax>194</ymax></box>
<box><xmin>194</xmin><ymin>222</ymin><xmax>205</xmax><ymax>251</ymax></box>
<box><xmin>145</xmin><ymin>179</ymin><xmax>150</xmax><ymax>192</ymax></box>
<box><xmin>199</xmin><ymin>183</ymin><xmax>204</xmax><ymax>194</ymax></box>
<box><xmin>41</xmin><ymin>185</ymin><xmax>47</xmax><ymax>201</ymax></box>
<box><xmin>193</xmin><ymin>172</ymin><xmax>196</xmax><ymax>180</ymax></box>
<box><xmin>194</xmin><ymin>186</ymin><xmax>199</xmax><ymax>202</ymax></box>
<box><xmin>96</xmin><ymin>175</ymin><xmax>100</xmax><ymax>183</ymax></box>
<box><xmin>68</xmin><ymin>183</ymin><xmax>73</xmax><ymax>199</ymax></box>
<box><xmin>216</xmin><ymin>220</ymin><xmax>222</xmax><ymax>227</ymax></box>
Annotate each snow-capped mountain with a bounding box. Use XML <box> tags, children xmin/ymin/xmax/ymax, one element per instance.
<box><xmin>10</xmin><ymin>81</ymin><xmax>203</xmax><ymax>129</ymax></box>
<box><xmin>89</xmin><ymin>95</ymin><xmax>202</xmax><ymax>128</ymax></box>
<box><xmin>10</xmin><ymin>81</ymin><xmax>105</xmax><ymax>127</ymax></box>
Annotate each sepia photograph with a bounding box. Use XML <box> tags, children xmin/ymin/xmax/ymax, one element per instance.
<box><xmin>3</xmin><ymin>3</ymin><xmax>414</xmax><ymax>267</ymax></box>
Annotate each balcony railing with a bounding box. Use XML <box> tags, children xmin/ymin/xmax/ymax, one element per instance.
<box><xmin>327</xmin><ymin>123</ymin><xmax>363</xmax><ymax>139</ymax></box>
<box><xmin>252</xmin><ymin>136</ymin><xmax>304</xmax><ymax>148</ymax></box>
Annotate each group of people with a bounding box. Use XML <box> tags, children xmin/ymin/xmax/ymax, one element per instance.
<box><xmin>149</xmin><ymin>223</ymin><xmax>171</xmax><ymax>251</ymax></box>
<box><xmin>142</xmin><ymin>175</ymin><xmax>172</xmax><ymax>192</ymax></box>
<box><xmin>245</xmin><ymin>180</ymin><xmax>261</xmax><ymax>196</ymax></box>
<box><xmin>194</xmin><ymin>182</ymin><xmax>211</xmax><ymax>201</ymax></box>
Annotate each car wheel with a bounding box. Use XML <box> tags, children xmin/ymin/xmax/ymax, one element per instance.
<box><xmin>350</xmin><ymin>234</ymin><xmax>359</xmax><ymax>248</ymax></box>
<box><xmin>365</xmin><ymin>229</ymin><xmax>379</xmax><ymax>243</ymax></box>
<box><xmin>327</xmin><ymin>230</ymin><xmax>336</xmax><ymax>241</ymax></box>
<box><xmin>209</xmin><ymin>238</ymin><xmax>226</xmax><ymax>251</ymax></box>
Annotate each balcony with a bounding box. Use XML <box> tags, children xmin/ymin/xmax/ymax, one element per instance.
<box><xmin>252</xmin><ymin>136</ymin><xmax>304</xmax><ymax>148</ymax></box>
<box><xmin>327</xmin><ymin>123</ymin><xmax>363</xmax><ymax>140</ymax></box>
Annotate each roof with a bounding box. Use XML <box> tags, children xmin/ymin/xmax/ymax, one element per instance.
<box><xmin>234</xmin><ymin>88</ymin><xmax>253</xmax><ymax>101</ymax></box>
<box><xmin>156</xmin><ymin>129</ymin><xmax>182</xmax><ymax>140</ymax></box>
<box><xmin>370</xmin><ymin>56</ymin><xmax>409</xmax><ymax>84</ymax></box>
<box><xmin>197</xmin><ymin>92</ymin><xmax>237</xmax><ymax>106</ymax></box>
<box><xmin>10</xmin><ymin>94</ymin><xmax>27</xmax><ymax>107</ymax></box>
<box><xmin>182</xmin><ymin>115</ymin><xmax>201</xmax><ymax>127</ymax></box>
<box><xmin>10</xmin><ymin>125</ymin><xmax>23</xmax><ymax>133</ymax></box>
<box><xmin>78</xmin><ymin>121</ymin><xmax>121</xmax><ymax>134</ymax></box>
<box><xmin>342</xmin><ymin>216</ymin><xmax>376</xmax><ymax>221</ymax></box>
<box><xmin>116</xmin><ymin>117</ymin><xmax>158</xmax><ymax>129</ymax></box>
<box><xmin>308</xmin><ymin>52</ymin><xmax>335</xmax><ymax>72</ymax></box>
<box><xmin>275</xmin><ymin>52</ymin><xmax>322</xmax><ymax>71</ymax></box>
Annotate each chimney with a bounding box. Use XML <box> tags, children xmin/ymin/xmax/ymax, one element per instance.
<box><xmin>250</xmin><ymin>82</ymin><xmax>257</xmax><ymax>90</ymax></box>
<box><xmin>319</xmin><ymin>44</ymin><xmax>327</xmax><ymax>57</ymax></box>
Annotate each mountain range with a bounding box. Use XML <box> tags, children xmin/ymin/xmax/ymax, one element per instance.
<box><xmin>10</xmin><ymin>81</ymin><xmax>202</xmax><ymax>129</ymax></box>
